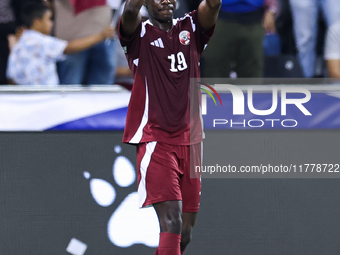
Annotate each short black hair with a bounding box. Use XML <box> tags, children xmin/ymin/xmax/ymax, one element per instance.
<box><xmin>21</xmin><ymin>3</ymin><xmax>49</xmax><ymax>28</ymax></box>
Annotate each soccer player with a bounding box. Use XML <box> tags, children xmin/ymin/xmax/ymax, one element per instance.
<box><xmin>118</xmin><ymin>0</ymin><xmax>221</xmax><ymax>254</ymax></box>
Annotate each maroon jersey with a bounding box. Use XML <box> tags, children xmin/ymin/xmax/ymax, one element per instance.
<box><xmin>119</xmin><ymin>11</ymin><xmax>214</xmax><ymax>145</ymax></box>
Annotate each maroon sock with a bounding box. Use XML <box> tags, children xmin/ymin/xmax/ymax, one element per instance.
<box><xmin>154</xmin><ymin>232</ymin><xmax>181</xmax><ymax>255</ymax></box>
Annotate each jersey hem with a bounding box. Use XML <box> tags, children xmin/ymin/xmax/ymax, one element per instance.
<box><xmin>141</xmin><ymin>198</ymin><xmax>182</xmax><ymax>208</ymax></box>
<box><xmin>182</xmin><ymin>206</ymin><xmax>200</xmax><ymax>213</ymax></box>
<box><xmin>123</xmin><ymin>137</ymin><xmax>203</xmax><ymax>146</ymax></box>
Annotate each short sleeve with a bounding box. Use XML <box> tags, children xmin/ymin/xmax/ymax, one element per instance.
<box><xmin>42</xmin><ymin>35</ymin><xmax>68</xmax><ymax>61</ymax></box>
<box><xmin>118</xmin><ymin>18</ymin><xmax>142</xmax><ymax>60</ymax></box>
<box><xmin>188</xmin><ymin>10</ymin><xmax>215</xmax><ymax>54</ymax></box>
<box><xmin>325</xmin><ymin>22</ymin><xmax>340</xmax><ymax>60</ymax></box>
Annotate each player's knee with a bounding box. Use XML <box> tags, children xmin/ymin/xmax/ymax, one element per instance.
<box><xmin>166</xmin><ymin>213</ymin><xmax>182</xmax><ymax>233</ymax></box>
<box><xmin>154</xmin><ymin>201</ymin><xmax>183</xmax><ymax>233</ymax></box>
<box><xmin>161</xmin><ymin>212</ymin><xmax>182</xmax><ymax>233</ymax></box>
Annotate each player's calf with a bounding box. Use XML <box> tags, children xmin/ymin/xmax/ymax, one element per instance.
<box><xmin>180</xmin><ymin>212</ymin><xmax>198</xmax><ymax>253</ymax></box>
<box><xmin>155</xmin><ymin>232</ymin><xmax>181</xmax><ymax>255</ymax></box>
<box><xmin>153</xmin><ymin>201</ymin><xmax>183</xmax><ymax>255</ymax></box>
<box><xmin>180</xmin><ymin>229</ymin><xmax>191</xmax><ymax>253</ymax></box>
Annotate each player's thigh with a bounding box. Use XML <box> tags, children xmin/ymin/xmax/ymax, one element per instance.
<box><xmin>180</xmin><ymin>143</ymin><xmax>202</xmax><ymax>213</ymax></box>
<box><xmin>137</xmin><ymin>142</ymin><xmax>182</xmax><ymax>208</ymax></box>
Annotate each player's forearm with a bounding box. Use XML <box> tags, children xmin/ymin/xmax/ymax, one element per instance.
<box><xmin>121</xmin><ymin>0</ymin><xmax>144</xmax><ymax>38</ymax></box>
<box><xmin>205</xmin><ymin>0</ymin><xmax>222</xmax><ymax>10</ymax></box>
<box><xmin>198</xmin><ymin>0</ymin><xmax>221</xmax><ymax>31</ymax></box>
<box><xmin>64</xmin><ymin>34</ymin><xmax>104</xmax><ymax>55</ymax></box>
<box><xmin>124</xmin><ymin>0</ymin><xmax>144</xmax><ymax>18</ymax></box>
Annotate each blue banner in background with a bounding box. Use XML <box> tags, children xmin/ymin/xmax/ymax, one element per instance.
<box><xmin>2</xmin><ymin>90</ymin><xmax>340</xmax><ymax>131</ymax></box>
<box><xmin>47</xmin><ymin>107</ymin><xmax>128</xmax><ymax>131</ymax></box>
<box><xmin>203</xmin><ymin>92</ymin><xmax>340</xmax><ymax>129</ymax></box>
<box><xmin>0</xmin><ymin>92</ymin><xmax>130</xmax><ymax>131</ymax></box>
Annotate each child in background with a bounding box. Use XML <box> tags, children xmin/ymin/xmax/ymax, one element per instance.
<box><xmin>7</xmin><ymin>3</ymin><xmax>114</xmax><ymax>86</ymax></box>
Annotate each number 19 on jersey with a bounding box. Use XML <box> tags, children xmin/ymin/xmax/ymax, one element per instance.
<box><xmin>168</xmin><ymin>52</ymin><xmax>188</xmax><ymax>72</ymax></box>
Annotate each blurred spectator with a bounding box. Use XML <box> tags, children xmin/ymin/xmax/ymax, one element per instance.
<box><xmin>275</xmin><ymin>0</ymin><xmax>295</xmax><ymax>55</ymax></box>
<box><xmin>263</xmin><ymin>32</ymin><xmax>281</xmax><ymax>56</ymax></box>
<box><xmin>289</xmin><ymin>0</ymin><xmax>340</xmax><ymax>78</ymax></box>
<box><xmin>7</xmin><ymin>3</ymin><xmax>114</xmax><ymax>86</ymax></box>
<box><xmin>1</xmin><ymin>0</ymin><xmax>48</xmax><ymax>85</ymax></box>
<box><xmin>325</xmin><ymin>22</ymin><xmax>340</xmax><ymax>78</ymax></box>
<box><xmin>203</xmin><ymin>0</ymin><xmax>279</xmax><ymax>78</ymax></box>
<box><xmin>54</xmin><ymin>0</ymin><xmax>118</xmax><ymax>85</ymax></box>
<box><xmin>11</xmin><ymin>0</ymin><xmax>43</xmax><ymax>26</ymax></box>
<box><xmin>0</xmin><ymin>0</ymin><xmax>16</xmax><ymax>84</ymax></box>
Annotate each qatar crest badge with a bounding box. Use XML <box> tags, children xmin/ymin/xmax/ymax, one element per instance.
<box><xmin>179</xmin><ymin>30</ymin><xmax>190</xmax><ymax>45</ymax></box>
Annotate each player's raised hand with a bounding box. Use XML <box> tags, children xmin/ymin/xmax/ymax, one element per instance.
<box><xmin>121</xmin><ymin>0</ymin><xmax>144</xmax><ymax>38</ymax></box>
<box><xmin>198</xmin><ymin>0</ymin><xmax>222</xmax><ymax>31</ymax></box>
<box><xmin>100</xmin><ymin>26</ymin><xmax>115</xmax><ymax>40</ymax></box>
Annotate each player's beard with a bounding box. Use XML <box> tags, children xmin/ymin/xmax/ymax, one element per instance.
<box><xmin>157</xmin><ymin>12</ymin><xmax>174</xmax><ymax>23</ymax></box>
